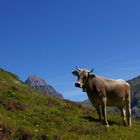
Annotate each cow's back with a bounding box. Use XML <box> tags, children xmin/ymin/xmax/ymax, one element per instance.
<box><xmin>89</xmin><ymin>76</ymin><xmax>130</xmax><ymax>107</ymax></box>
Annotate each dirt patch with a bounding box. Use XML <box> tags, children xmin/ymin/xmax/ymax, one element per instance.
<box><xmin>11</xmin><ymin>86</ymin><xmax>19</xmax><ymax>91</ymax></box>
<box><xmin>53</xmin><ymin>134</ymin><xmax>62</xmax><ymax>140</ymax></box>
<box><xmin>41</xmin><ymin>132</ymin><xmax>48</xmax><ymax>140</ymax></box>
<box><xmin>16</xmin><ymin>128</ymin><xmax>33</xmax><ymax>140</ymax></box>
<box><xmin>0</xmin><ymin>124</ymin><xmax>12</xmax><ymax>140</ymax></box>
<box><xmin>0</xmin><ymin>124</ymin><xmax>46</xmax><ymax>140</ymax></box>
<box><xmin>2</xmin><ymin>100</ymin><xmax>28</xmax><ymax>112</ymax></box>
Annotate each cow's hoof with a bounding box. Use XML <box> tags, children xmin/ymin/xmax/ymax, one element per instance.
<box><xmin>105</xmin><ymin>124</ymin><xmax>109</xmax><ymax>128</ymax></box>
<box><xmin>128</xmin><ymin>124</ymin><xmax>132</xmax><ymax>127</ymax></box>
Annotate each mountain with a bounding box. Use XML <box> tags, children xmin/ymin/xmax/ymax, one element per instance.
<box><xmin>25</xmin><ymin>75</ymin><xmax>63</xmax><ymax>99</ymax></box>
<box><xmin>0</xmin><ymin>68</ymin><xmax>140</xmax><ymax>139</ymax></box>
<box><xmin>80</xmin><ymin>76</ymin><xmax>140</xmax><ymax>119</ymax></box>
<box><xmin>127</xmin><ymin>76</ymin><xmax>140</xmax><ymax>119</ymax></box>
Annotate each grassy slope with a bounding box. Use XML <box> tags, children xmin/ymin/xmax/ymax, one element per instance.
<box><xmin>0</xmin><ymin>68</ymin><xmax>140</xmax><ymax>140</ymax></box>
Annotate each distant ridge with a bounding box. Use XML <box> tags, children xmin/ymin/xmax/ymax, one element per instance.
<box><xmin>25</xmin><ymin>75</ymin><xmax>63</xmax><ymax>99</ymax></box>
<box><xmin>127</xmin><ymin>75</ymin><xmax>140</xmax><ymax>119</ymax></box>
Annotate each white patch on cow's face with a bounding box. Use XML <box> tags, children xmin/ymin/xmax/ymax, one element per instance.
<box><xmin>75</xmin><ymin>70</ymin><xmax>89</xmax><ymax>88</ymax></box>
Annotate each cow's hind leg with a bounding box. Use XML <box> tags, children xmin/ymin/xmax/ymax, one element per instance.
<box><xmin>125</xmin><ymin>100</ymin><xmax>132</xmax><ymax>126</ymax></box>
<box><xmin>119</xmin><ymin>107</ymin><xmax>127</xmax><ymax>126</ymax></box>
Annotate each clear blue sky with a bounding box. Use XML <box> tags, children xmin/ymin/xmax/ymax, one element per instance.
<box><xmin>0</xmin><ymin>0</ymin><xmax>140</xmax><ymax>101</ymax></box>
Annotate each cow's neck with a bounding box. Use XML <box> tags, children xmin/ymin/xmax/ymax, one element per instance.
<box><xmin>83</xmin><ymin>74</ymin><xmax>95</xmax><ymax>92</ymax></box>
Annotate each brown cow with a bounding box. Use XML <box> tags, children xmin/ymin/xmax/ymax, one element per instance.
<box><xmin>72</xmin><ymin>67</ymin><xmax>132</xmax><ymax>127</ymax></box>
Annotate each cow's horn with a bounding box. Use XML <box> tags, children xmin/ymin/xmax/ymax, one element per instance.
<box><xmin>76</xmin><ymin>66</ymin><xmax>81</xmax><ymax>71</ymax></box>
<box><xmin>89</xmin><ymin>69</ymin><xmax>94</xmax><ymax>73</ymax></box>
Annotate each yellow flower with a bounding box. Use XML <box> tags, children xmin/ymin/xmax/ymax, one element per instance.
<box><xmin>34</xmin><ymin>129</ymin><xmax>38</xmax><ymax>132</ymax></box>
<box><xmin>11</xmin><ymin>132</ymin><xmax>15</xmax><ymax>136</ymax></box>
<box><xmin>0</xmin><ymin>128</ymin><xmax>3</xmax><ymax>131</ymax></box>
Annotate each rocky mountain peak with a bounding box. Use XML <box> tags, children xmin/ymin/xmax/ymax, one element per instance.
<box><xmin>25</xmin><ymin>75</ymin><xmax>63</xmax><ymax>99</ymax></box>
<box><xmin>26</xmin><ymin>75</ymin><xmax>47</xmax><ymax>86</ymax></box>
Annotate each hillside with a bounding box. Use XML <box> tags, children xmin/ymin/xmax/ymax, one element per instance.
<box><xmin>25</xmin><ymin>75</ymin><xmax>63</xmax><ymax>99</ymax></box>
<box><xmin>0</xmin><ymin>68</ymin><xmax>140</xmax><ymax>140</ymax></box>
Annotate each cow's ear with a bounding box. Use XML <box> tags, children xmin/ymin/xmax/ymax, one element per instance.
<box><xmin>72</xmin><ymin>70</ymin><xmax>79</xmax><ymax>76</ymax></box>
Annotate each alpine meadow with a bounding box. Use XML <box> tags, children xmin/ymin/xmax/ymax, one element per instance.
<box><xmin>0</xmin><ymin>68</ymin><xmax>140</xmax><ymax>140</ymax></box>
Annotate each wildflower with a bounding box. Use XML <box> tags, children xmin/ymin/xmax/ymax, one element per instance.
<box><xmin>0</xmin><ymin>128</ymin><xmax>3</xmax><ymax>131</ymax></box>
<box><xmin>34</xmin><ymin>129</ymin><xmax>38</xmax><ymax>133</ymax></box>
<box><xmin>11</xmin><ymin>131</ymin><xmax>15</xmax><ymax>136</ymax></box>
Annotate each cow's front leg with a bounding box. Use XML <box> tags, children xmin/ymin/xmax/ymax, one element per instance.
<box><xmin>101</xmin><ymin>97</ymin><xmax>109</xmax><ymax>127</ymax></box>
<box><xmin>96</xmin><ymin>105</ymin><xmax>102</xmax><ymax>122</ymax></box>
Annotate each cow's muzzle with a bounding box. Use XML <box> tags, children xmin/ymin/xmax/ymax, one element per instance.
<box><xmin>75</xmin><ymin>83</ymin><xmax>81</xmax><ymax>88</ymax></box>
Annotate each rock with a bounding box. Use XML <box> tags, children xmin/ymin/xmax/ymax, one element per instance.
<box><xmin>25</xmin><ymin>76</ymin><xmax>63</xmax><ymax>99</ymax></box>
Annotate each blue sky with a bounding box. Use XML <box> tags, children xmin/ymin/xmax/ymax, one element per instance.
<box><xmin>0</xmin><ymin>0</ymin><xmax>140</xmax><ymax>101</ymax></box>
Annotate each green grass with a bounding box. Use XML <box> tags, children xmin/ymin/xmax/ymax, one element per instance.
<box><xmin>0</xmin><ymin>68</ymin><xmax>140</xmax><ymax>140</ymax></box>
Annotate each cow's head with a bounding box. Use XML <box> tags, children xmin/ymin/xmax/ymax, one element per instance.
<box><xmin>72</xmin><ymin>67</ymin><xmax>94</xmax><ymax>90</ymax></box>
